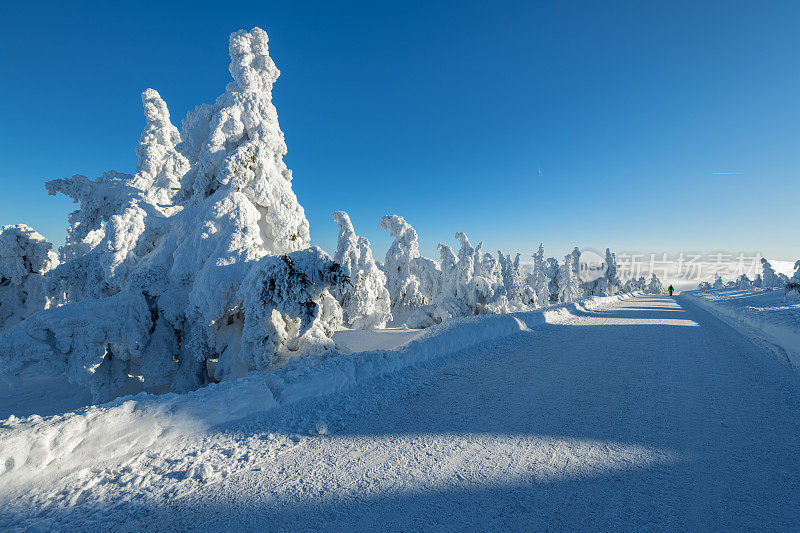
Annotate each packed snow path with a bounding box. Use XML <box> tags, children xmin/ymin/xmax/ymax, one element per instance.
<box><xmin>4</xmin><ymin>295</ymin><xmax>800</xmax><ymax>530</ymax></box>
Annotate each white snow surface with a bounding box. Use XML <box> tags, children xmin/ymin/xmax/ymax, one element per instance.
<box><xmin>684</xmin><ymin>287</ymin><xmax>800</xmax><ymax>368</ymax></box>
<box><xmin>2</xmin><ymin>293</ymin><xmax>799</xmax><ymax>530</ymax></box>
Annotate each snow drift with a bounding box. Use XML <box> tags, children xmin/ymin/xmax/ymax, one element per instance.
<box><xmin>0</xmin><ymin>292</ymin><xmax>637</xmax><ymax>490</ymax></box>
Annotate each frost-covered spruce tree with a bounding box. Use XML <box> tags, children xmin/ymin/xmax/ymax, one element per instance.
<box><xmin>0</xmin><ymin>28</ymin><xmax>345</xmax><ymax>401</ymax></box>
<box><xmin>786</xmin><ymin>260</ymin><xmax>800</xmax><ymax>299</ymax></box>
<box><xmin>231</xmin><ymin>248</ymin><xmax>348</xmax><ymax>373</ymax></box>
<box><xmin>712</xmin><ymin>273</ymin><xmax>724</xmax><ymax>289</ymax></box>
<box><xmin>131</xmin><ymin>88</ymin><xmax>190</xmax><ymax>210</ymax></box>
<box><xmin>557</xmin><ymin>252</ymin><xmax>582</xmax><ymax>303</ymax></box>
<box><xmin>429</xmin><ymin>242</ymin><xmax>472</xmax><ymax>321</ymax></box>
<box><xmin>646</xmin><ymin>273</ymin><xmax>665</xmax><ymax>294</ymax></box>
<box><xmin>563</xmin><ymin>247</ymin><xmax>587</xmax><ymax>299</ymax></box>
<box><xmin>45</xmin><ymin>89</ymin><xmax>188</xmax><ymax>304</ymax></box>
<box><xmin>0</xmin><ymin>225</ymin><xmax>59</xmax><ymax>332</ymax></box>
<box><xmin>736</xmin><ymin>274</ymin><xmax>752</xmax><ymax>289</ymax></box>
<box><xmin>331</xmin><ymin>211</ymin><xmax>391</xmax><ymax>329</ymax></box>
<box><xmin>380</xmin><ymin>215</ymin><xmax>440</xmax><ymax>315</ymax></box>
<box><xmin>622</xmin><ymin>275</ymin><xmax>647</xmax><ymax>293</ymax></box>
<box><xmin>498</xmin><ymin>251</ymin><xmax>535</xmax><ymax>307</ymax></box>
<box><xmin>698</xmin><ymin>281</ymin><xmax>712</xmax><ymax>290</ymax></box>
<box><xmin>452</xmin><ymin>232</ymin><xmax>508</xmax><ymax>314</ymax></box>
<box><xmin>525</xmin><ymin>244</ymin><xmax>551</xmax><ymax>307</ymax></box>
<box><xmin>597</xmin><ymin>248</ymin><xmax>621</xmax><ymax>296</ymax></box>
<box><xmin>380</xmin><ymin>214</ymin><xmax>422</xmax><ymax>312</ymax></box>
<box><xmin>753</xmin><ymin>274</ymin><xmax>763</xmax><ymax>287</ymax></box>
<box><xmin>135</xmin><ymin>27</ymin><xmax>330</xmax><ymax>388</ymax></box>
<box><xmin>760</xmin><ymin>258</ymin><xmax>782</xmax><ymax>288</ymax></box>
<box><xmin>544</xmin><ymin>257</ymin><xmax>560</xmax><ymax>302</ymax></box>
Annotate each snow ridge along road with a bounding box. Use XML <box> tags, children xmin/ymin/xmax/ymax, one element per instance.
<box><xmin>2</xmin><ymin>294</ymin><xmax>800</xmax><ymax>530</ymax></box>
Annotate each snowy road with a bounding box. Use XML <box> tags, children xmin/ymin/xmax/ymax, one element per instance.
<box><xmin>5</xmin><ymin>295</ymin><xmax>800</xmax><ymax>530</ymax></box>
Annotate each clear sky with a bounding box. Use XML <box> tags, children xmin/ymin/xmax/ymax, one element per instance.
<box><xmin>1</xmin><ymin>0</ymin><xmax>798</xmax><ymax>261</ymax></box>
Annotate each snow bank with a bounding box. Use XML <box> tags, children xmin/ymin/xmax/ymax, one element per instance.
<box><xmin>0</xmin><ymin>374</ymin><xmax>278</xmax><ymax>490</ymax></box>
<box><xmin>683</xmin><ymin>288</ymin><xmax>800</xmax><ymax>368</ymax></box>
<box><xmin>0</xmin><ymin>292</ymin><xmax>636</xmax><ymax>490</ymax></box>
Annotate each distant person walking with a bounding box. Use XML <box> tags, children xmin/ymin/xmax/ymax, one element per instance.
<box><xmin>668</xmin><ymin>285</ymin><xmax>674</xmax><ymax>296</ymax></box>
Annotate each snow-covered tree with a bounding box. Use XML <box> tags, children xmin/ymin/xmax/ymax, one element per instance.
<box><xmin>44</xmin><ymin>88</ymin><xmax>190</xmax><ymax>304</ymax></box>
<box><xmin>450</xmin><ymin>233</ymin><xmax>509</xmax><ymax>314</ymax></box>
<box><xmin>712</xmin><ymin>273</ymin><xmax>724</xmax><ymax>289</ymax></box>
<box><xmin>0</xmin><ymin>225</ymin><xmax>59</xmax><ymax>332</ymax></box>
<box><xmin>557</xmin><ymin>252</ymin><xmax>582</xmax><ymax>303</ymax></box>
<box><xmin>380</xmin><ymin>214</ymin><xmax>438</xmax><ymax>315</ymax></box>
<box><xmin>525</xmin><ymin>244</ymin><xmax>552</xmax><ymax>306</ymax></box>
<box><xmin>0</xmin><ymin>28</ymin><xmax>343</xmax><ymax>401</ymax></box>
<box><xmin>736</xmin><ymin>274</ymin><xmax>752</xmax><ymax>289</ymax></box>
<box><xmin>753</xmin><ymin>274</ymin><xmax>763</xmax><ymax>288</ymax></box>
<box><xmin>622</xmin><ymin>276</ymin><xmax>647</xmax><ymax>293</ymax></box>
<box><xmin>785</xmin><ymin>260</ymin><xmax>800</xmax><ymax>299</ymax></box>
<box><xmin>564</xmin><ymin>247</ymin><xmax>587</xmax><ymax>300</ymax></box>
<box><xmin>219</xmin><ymin>247</ymin><xmax>348</xmax><ymax>377</ymax></box>
<box><xmin>131</xmin><ymin>88</ymin><xmax>190</xmax><ymax>210</ymax></box>
<box><xmin>698</xmin><ymin>281</ymin><xmax>712</xmax><ymax>290</ymax></box>
<box><xmin>760</xmin><ymin>258</ymin><xmax>783</xmax><ymax>288</ymax></box>
<box><xmin>331</xmin><ymin>211</ymin><xmax>391</xmax><ymax>329</ymax></box>
<box><xmin>544</xmin><ymin>257</ymin><xmax>560</xmax><ymax>302</ymax></box>
<box><xmin>601</xmin><ymin>248</ymin><xmax>621</xmax><ymax>295</ymax></box>
<box><xmin>792</xmin><ymin>260</ymin><xmax>800</xmax><ymax>285</ymax></box>
<box><xmin>498</xmin><ymin>251</ymin><xmax>536</xmax><ymax>307</ymax></box>
<box><xmin>645</xmin><ymin>273</ymin><xmax>665</xmax><ymax>294</ymax></box>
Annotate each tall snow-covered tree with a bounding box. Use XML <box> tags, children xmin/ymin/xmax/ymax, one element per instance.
<box><xmin>592</xmin><ymin>248</ymin><xmax>621</xmax><ymax>296</ymax></box>
<box><xmin>712</xmin><ymin>273</ymin><xmax>724</xmax><ymax>289</ymax></box>
<box><xmin>0</xmin><ymin>225</ymin><xmax>59</xmax><ymax>332</ymax></box>
<box><xmin>331</xmin><ymin>211</ymin><xmax>392</xmax><ymax>329</ymax></box>
<box><xmin>498</xmin><ymin>251</ymin><xmax>535</xmax><ymax>307</ymax></box>
<box><xmin>760</xmin><ymin>258</ymin><xmax>783</xmax><ymax>288</ymax></box>
<box><xmin>525</xmin><ymin>243</ymin><xmax>551</xmax><ymax>306</ymax></box>
<box><xmin>380</xmin><ymin>214</ymin><xmax>435</xmax><ymax>314</ymax></box>
<box><xmin>646</xmin><ymin>273</ymin><xmax>665</xmax><ymax>294</ymax></box>
<box><xmin>0</xmin><ymin>28</ymin><xmax>344</xmax><ymax>401</ymax></box>
<box><xmin>45</xmin><ymin>89</ymin><xmax>188</xmax><ymax>304</ymax></box>
<box><xmin>544</xmin><ymin>257</ymin><xmax>559</xmax><ymax>302</ymax></box>
<box><xmin>132</xmin><ymin>88</ymin><xmax>190</xmax><ymax>210</ymax></box>
<box><xmin>786</xmin><ymin>260</ymin><xmax>800</xmax><ymax>299</ymax></box>
<box><xmin>557</xmin><ymin>252</ymin><xmax>582</xmax><ymax>303</ymax></box>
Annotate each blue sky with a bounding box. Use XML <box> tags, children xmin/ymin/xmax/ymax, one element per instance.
<box><xmin>1</xmin><ymin>0</ymin><xmax>798</xmax><ymax>261</ymax></box>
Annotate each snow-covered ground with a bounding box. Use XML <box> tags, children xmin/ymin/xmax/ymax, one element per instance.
<box><xmin>2</xmin><ymin>294</ymin><xmax>800</xmax><ymax>530</ymax></box>
<box><xmin>0</xmin><ymin>295</ymin><xmax>627</xmax><ymax>502</ymax></box>
<box><xmin>683</xmin><ymin>287</ymin><xmax>800</xmax><ymax>368</ymax></box>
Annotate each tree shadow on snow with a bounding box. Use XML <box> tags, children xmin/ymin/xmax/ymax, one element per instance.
<box><xmin>8</xmin><ymin>296</ymin><xmax>800</xmax><ymax>531</ymax></box>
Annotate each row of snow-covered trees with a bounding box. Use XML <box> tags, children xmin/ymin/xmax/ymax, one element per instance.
<box><xmin>0</xmin><ymin>27</ymin><xmax>664</xmax><ymax>403</ymax></box>
<box><xmin>698</xmin><ymin>258</ymin><xmax>800</xmax><ymax>294</ymax></box>
<box><xmin>372</xmin><ymin>215</ymin><xmax>663</xmax><ymax>328</ymax></box>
